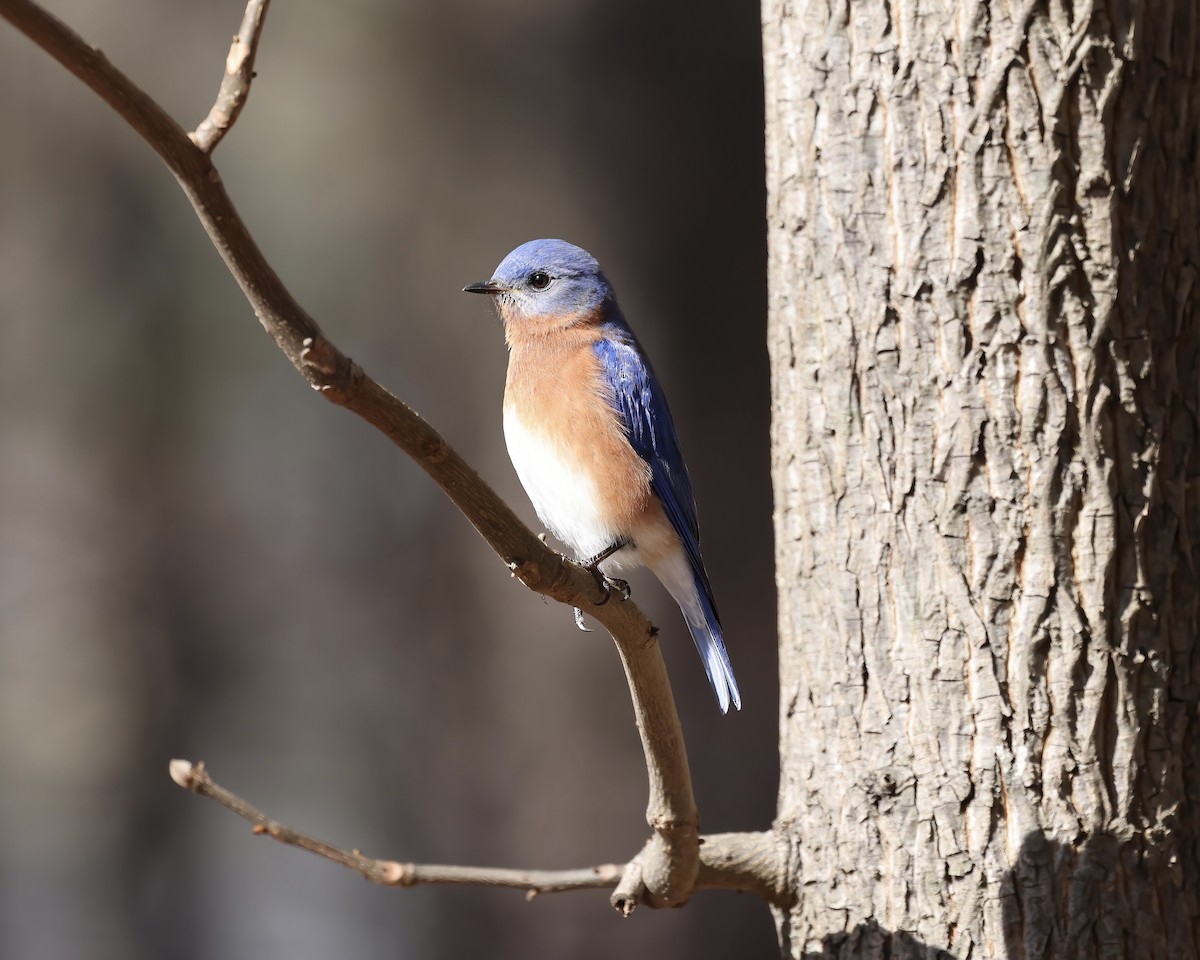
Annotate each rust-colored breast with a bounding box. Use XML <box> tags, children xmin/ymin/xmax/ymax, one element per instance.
<box><xmin>504</xmin><ymin>326</ymin><xmax>653</xmax><ymax>534</ymax></box>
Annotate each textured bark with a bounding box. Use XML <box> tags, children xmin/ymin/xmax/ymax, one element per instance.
<box><xmin>763</xmin><ymin>0</ymin><xmax>1200</xmax><ymax>957</ymax></box>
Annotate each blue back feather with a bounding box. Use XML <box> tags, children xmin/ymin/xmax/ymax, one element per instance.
<box><xmin>593</xmin><ymin>315</ymin><xmax>741</xmax><ymax>712</ymax></box>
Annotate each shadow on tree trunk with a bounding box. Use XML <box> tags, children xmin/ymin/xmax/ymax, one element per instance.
<box><xmin>792</xmin><ymin>829</ymin><xmax>1190</xmax><ymax>959</ymax></box>
<box><xmin>797</xmin><ymin>921</ymin><xmax>955</xmax><ymax>960</ymax></box>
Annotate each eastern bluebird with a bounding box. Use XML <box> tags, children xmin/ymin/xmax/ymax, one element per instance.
<box><xmin>464</xmin><ymin>239</ymin><xmax>741</xmax><ymax>713</ymax></box>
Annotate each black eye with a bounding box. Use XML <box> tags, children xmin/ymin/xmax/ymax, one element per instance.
<box><xmin>528</xmin><ymin>271</ymin><xmax>551</xmax><ymax>290</ymax></box>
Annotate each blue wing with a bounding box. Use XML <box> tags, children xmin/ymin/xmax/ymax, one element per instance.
<box><xmin>593</xmin><ymin>325</ymin><xmax>741</xmax><ymax>712</ymax></box>
<box><xmin>593</xmin><ymin>330</ymin><xmax>700</xmax><ymax>547</ymax></box>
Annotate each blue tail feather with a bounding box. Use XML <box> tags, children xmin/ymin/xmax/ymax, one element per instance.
<box><xmin>685</xmin><ymin>571</ymin><xmax>741</xmax><ymax>714</ymax></box>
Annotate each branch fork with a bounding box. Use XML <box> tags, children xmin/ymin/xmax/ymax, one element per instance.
<box><xmin>169</xmin><ymin>760</ymin><xmax>786</xmax><ymax>908</ymax></box>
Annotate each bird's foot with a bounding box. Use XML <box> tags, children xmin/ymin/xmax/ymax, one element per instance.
<box><xmin>584</xmin><ymin>562</ymin><xmax>631</xmax><ymax>607</ymax></box>
<box><xmin>580</xmin><ymin>538</ymin><xmax>632</xmax><ymax>606</ymax></box>
<box><xmin>571</xmin><ymin>547</ymin><xmax>632</xmax><ymax>632</ymax></box>
<box><xmin>598</xmin><ymin>575</ymin><xmax>632</xmax><ymax>603</ymax></box>
<box><xmin>572</xmin><ymin>575</ymin><xmax>630</xmax><ymax>632</ymax></box>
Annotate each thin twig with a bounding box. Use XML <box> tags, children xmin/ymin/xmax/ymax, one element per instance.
<box><xmin>190</xmin><ymin>0</ymin><xmax>271</xmax><ymax>153</ymax></box>
<box><xmin>169</xmin><ymin>760</ymin><xmax>624</xmax><ymax>897</ymax></box>
<box><xmin>0</xmin><ymin>0</ymin><xmax>714</xmax><ymax>912</ymax></box>
<box><xmin>169</xmin><ymin>760</ymin><xmax>787</xmax><ymax>904</ymax></box>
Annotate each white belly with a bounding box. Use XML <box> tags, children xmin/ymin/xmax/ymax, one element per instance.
<box><xmin>503</xmin><ymin>407</ymin><xmax>618</xmax><ymax>560</ymax></box>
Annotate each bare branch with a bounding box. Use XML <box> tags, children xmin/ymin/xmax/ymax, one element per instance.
<box><xmin>0</xmin><ymin>0</ymin><xmax>718</xmax><ymax>912</ymax></box>
<box><xmin>169</xmin><ymin>760</ymin><xmax>623</xmax><ymax>897</ymax></box>
<box><xmin>190</xmin><ymin>0</ymin><xmax>271</xmax><ymax>153</ymax></box>
<box><xmin>169</xmin><ymin>761</ymin><xmax>787</xmax><ymax>904</ymax></box>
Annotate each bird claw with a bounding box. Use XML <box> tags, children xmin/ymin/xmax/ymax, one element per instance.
<box><xmin>608</xmin><ymin>576</ymin><xmax>632</xmax><ymax>602</ymax></box>
<box><xmin>571</xmin><ymin>566</ymin><xmax>630</xmax><ymax>632</ymax></box>
<box><xmin>587</xmin><ymin>566</ymin><xmax>630</xmax><ymax>607</ymax></box>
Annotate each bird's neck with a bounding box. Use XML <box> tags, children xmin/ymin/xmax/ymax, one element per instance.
<box><xmin>501</xmin><ymin>301</ymin><xmax>628</xmax><ymax>351</ymax></box>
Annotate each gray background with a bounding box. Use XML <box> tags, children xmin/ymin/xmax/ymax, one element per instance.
<box><xmin>0</xmin><ymin>1</ymin><xmax>777</xmax><ymax>957</ymax></box>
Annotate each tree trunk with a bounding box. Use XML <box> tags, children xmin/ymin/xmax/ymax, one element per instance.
<box><xmin>762</xmin><ymin>1</ymin><xmax>1200</xmax><ymax>956</ymax></box>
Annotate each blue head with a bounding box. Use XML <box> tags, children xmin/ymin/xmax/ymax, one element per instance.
<box><xmin>464</xmin><ymin>239</ymin><xmax>616</xmax><ymax>338</ymax></box>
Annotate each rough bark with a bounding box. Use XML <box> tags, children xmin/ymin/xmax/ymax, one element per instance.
<box><xmin>763</xmin><ymin>0</ymin><xmax>1200</xmax><ymax>957</ymax></box>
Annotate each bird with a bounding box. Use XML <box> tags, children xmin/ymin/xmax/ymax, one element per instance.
<box><xmin>464</xmin><ymin>239</ymin><xmax>741</xmax><ymax>713</ymax></box>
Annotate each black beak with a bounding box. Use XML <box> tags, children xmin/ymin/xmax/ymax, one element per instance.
<box><xmin>463</xmin><ymin>281</ymin><xmax>507</xmax><ymax>295</ymax></box>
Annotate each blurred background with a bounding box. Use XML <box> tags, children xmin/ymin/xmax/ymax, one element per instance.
<box><xmin>0</xmin><ymin>1</ymin><xmax>774</xmax><ymax>957</ymax></box>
